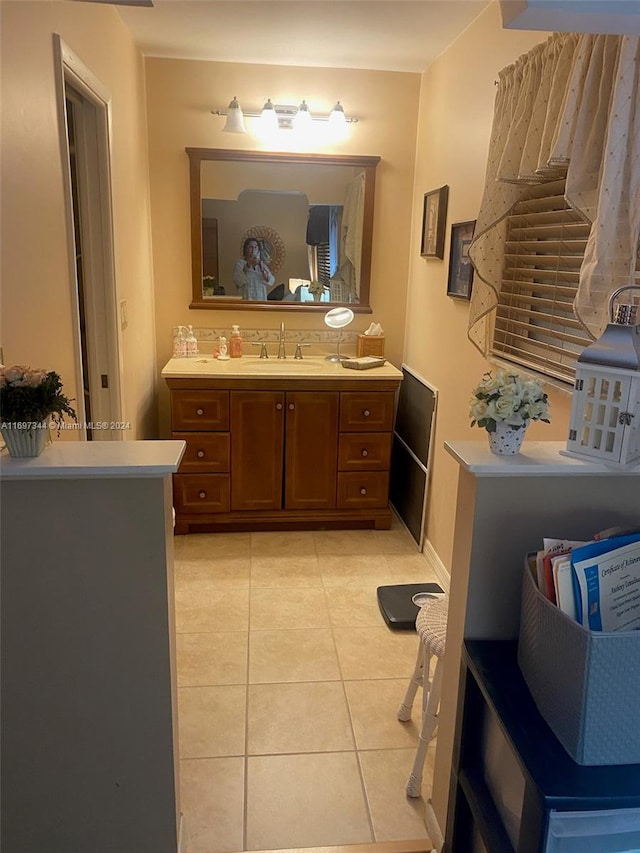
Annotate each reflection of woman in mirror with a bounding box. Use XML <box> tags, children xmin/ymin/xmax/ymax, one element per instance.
<box><xmin>233</xmin><ymin>238</ymin><xmax>275</xmax><ymax>300</ymax></box>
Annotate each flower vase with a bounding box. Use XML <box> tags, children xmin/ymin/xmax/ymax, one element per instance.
<box><xmin>0</xmin><ymin>420</ymin><xmax>50</xmax><ymax>458</ymax></box>
<box><xmin>487</xmin><ymin>421</ymin><xmax>527</xmax><ymax>456</ymax></box>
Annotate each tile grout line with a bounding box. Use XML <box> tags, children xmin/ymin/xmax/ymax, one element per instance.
<box><xmin>243</xmin><ymin>537</ymin><xmax>257</xmax><ymax>852</ymax></box>
<box><xmin>326</xmin><ymin>551</ymin><xmax>378</xmax><ymax>844</ymax></box>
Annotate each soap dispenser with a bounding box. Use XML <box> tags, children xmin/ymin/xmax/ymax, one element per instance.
<box><xmin>185</xmin><ymin>325</ymin><xmax>198</xmax><ymax>358</ymax></box>
<box><xmin>173</xmin><ymin>325</ymin><xmax>187</xmax><ymax>358</ymax></box>
<box><xmin>229</xmin><ymin>324</ymin><xmax>243</xmax><ymax>358</ymax></box>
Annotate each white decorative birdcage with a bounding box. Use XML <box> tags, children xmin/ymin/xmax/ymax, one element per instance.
<box><xmin>564</xmin><ymin>286</ymin><xmax>640</xmax><ymax>468</ymax></box>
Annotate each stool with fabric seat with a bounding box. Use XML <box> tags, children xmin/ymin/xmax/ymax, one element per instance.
<box><xmin>397</xmin><ymin>594</ymin><xmax>448</xmax><ymax>798</ymax></box>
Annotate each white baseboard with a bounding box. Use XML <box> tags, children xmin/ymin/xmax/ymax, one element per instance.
<box><xmin>178</xmin><ymin>813</ymin><xmax>187</xmax><ymax>853</ymax></box>
<box><xmin>422</xmin><ymin>539</ymin><xmax>450</xmax><ymax>593</ymax></box>
<box><xmin>424</xmin><ymin>800</ymin><xmax>444</xmax><ymax>852</ymax></box>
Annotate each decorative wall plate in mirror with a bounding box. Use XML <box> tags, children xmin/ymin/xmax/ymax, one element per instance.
<box><xmin>187</xmin><ymin>148</ymin><xmax>380</xmax><ymax>313</ymax></box>
<box><xmin>241</xmin><ymin>226</ymin><xmax>286</xmax><ymax>274</ymax></box>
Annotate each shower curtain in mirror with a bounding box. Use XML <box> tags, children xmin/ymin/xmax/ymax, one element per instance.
<box><xmin>468</xmin><ymin>32</ymin><xmax>640</xmax><ymax>355</ymax></box>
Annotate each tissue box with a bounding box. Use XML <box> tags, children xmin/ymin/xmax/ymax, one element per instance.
<box><xmin>357</xmin><ymin>335</ymin><xmax>385</xmax><ymax>358</ymax></box>
<box><xmin>518</xmin><ymin>565</ymin><xmax>640</xmax><ymax>765</ymax></box>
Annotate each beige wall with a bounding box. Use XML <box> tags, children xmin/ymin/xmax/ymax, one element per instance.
<box><xmin>1</xmin><ymin>1</ymin><xmax>578</xmax><ymax>565</ymax></box>
<box><xmin>0</xmin><ymin>0</ymin><xmax>157</xmax><ymax>438</ymax></box>
<box><xmin>144</xmin><ymin>58</ymin><xmax>420</xmax><ymax>434</ymax></box>
<box><xmin>405</xmin><ymin>1</ymin><xmax>573</xmax><ymax>571</ymax></box>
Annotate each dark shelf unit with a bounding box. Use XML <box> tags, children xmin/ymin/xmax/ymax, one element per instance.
<box><xmin>444</xmin><ymin>640</ymin><xmax>640</xmax><ymax>852</ymax></box>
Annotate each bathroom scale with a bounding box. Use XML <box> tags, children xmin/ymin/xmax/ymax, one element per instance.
<box><xmin>377</xmin><ymin>583</ymin><xmax>445</xmax><ymax>631</ymax></box>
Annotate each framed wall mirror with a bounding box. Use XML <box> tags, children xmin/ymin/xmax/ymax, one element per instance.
<box><xmin>187</xmin><ymin>148</ymin><xmax>380</xmax><ymax>312</ymax></box>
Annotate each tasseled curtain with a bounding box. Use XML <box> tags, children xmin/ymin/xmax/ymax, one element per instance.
<box><xmin>468</xmin><ymin>32</ymin><xmax>640</xmax><ymax>355</ymax></box>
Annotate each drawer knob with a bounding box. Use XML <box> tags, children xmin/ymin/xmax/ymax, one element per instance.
<box><xmin>197</xmin><ymin>450</ymin><xmax>205</xmax><ymax>458</ymax></box>
<box><xmin>360</xmin><ymin>487</ymin><xmax>367</xmax><ymax>495</ymax></box>
<box><xmin>196</xmin><ymin>408</ymin><xmax>204</xmax><ymax>416</ymax></box>
<box><xmin>361</xmin><ymin>449</ymin><xmax>368</xmax><ymax>457</ymax></box>
<box><xmin>288</xmin><ymin>403</ymin><xmax>295</xmax><ymax>410</ymax></box>
<box><xmin>276</xmin><ymin>403</ymin><xmax>283</xmax><ymax>410</ymax></box>
<box><xmin>363</xmin><ymin>409</ymin><xmax>371</xmax><ymax>417</ymax></box>
<box><xmin>199</xmin><ymin>491</ymin><xmax>207</xmax><ymax>499</ymax></box>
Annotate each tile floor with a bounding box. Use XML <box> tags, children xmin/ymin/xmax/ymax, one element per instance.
<box><xmin>173</xmin><ymin>517</ymin><xmax>440</xmax><ymax>853</ymax></box>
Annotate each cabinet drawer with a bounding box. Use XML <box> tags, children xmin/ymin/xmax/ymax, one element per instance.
<box><xmin>174</xmin><ymin>433</ymin><xmax>230</xmax><ymax>473</ymax></box>
<box><xmin>339</xmin><ymin>392</ymin><xmax>395</xmax><ymax>432</ymax></box>
<box><xmin>173</xmin><ymin>474</ymin><xmax>230</xmax><ymax>514</ymax></box>
<box><xmin>171</xmin><ymin>390</ymin><xmax>229</xmax><ymax>431</ymax></box>
<box><xmin>337</xmin><ymin>471</ymin><xmax>390</xmax><ymax>508</ymax></box>
<box><xmin>338</xmin><ymin>433</ymin><xmax>392</xmax><ymax>471</ymax></box>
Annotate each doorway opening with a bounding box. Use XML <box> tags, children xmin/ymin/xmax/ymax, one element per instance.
<box><xmin>54</xmin><ymin>35</ymin><xmax>123</xmax><ymax>439</ymax></box>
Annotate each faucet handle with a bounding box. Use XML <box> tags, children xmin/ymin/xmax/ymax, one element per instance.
<box><xmin>294</xmin><ymin>343</ymin><xmax>311</xmax><ymax>360</ymax></box>
<box><xmin>251</xmin><ymin>341</ymin><xmax>269</xmax><ymax>359</ymax></box>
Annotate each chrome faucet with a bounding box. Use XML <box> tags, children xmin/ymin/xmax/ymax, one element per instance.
<box><xmin>277</xmin><ymin>321</ymin><xmax>286</xmax><ymax>359</ymax></box>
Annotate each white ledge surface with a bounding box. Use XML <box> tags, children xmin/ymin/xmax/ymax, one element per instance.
<box><xmin>161</xmin><ymin>356</ymin><xmax>403</xmax><ymax>380</ymax></box>
<box><xmin>0</xmin><ymin>440</ymin><xmax>186</xmax><ymax>480</ymax></box>
<box><xmin>445</xmin><ymin>441</ymin><xmax>640</xmax><ymax>477</ymax></box>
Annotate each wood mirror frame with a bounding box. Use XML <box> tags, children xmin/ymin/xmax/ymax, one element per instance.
<box><xmin>187</xmin><ymin>147</ymin><xmax>380</xmax><ymax>313</ymax></box>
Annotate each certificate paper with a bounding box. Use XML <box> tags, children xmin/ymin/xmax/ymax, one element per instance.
<box><xmin>572</xmin><ymin>536</ymin><xmax>640</xmax><ymax>632</ymax></box>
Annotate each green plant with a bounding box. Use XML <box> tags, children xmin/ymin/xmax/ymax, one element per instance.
<box><xmin>0</xmin><ymin>365</ymin><xmax>77</xmax><ymax>432</ymax></box>
<box><xmin>469</xmin><ymin>368</ymin><xmax>550</xmax><ymax>432</ymax></box>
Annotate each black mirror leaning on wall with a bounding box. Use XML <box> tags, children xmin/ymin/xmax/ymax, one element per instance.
<box><xmin>186</xmin><ymin>147</ymin><xmax>380</xmax><ymax>313</ymax></box>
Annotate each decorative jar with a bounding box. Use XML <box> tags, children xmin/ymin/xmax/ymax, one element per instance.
<box><xmin>1</xmin><ymin>420</ymin><xmax>50</xmax><ymax>458</ymax></box>
<box><xmin>487</xmin><ymin>421</ymin><xmax>527</xmax><ymax>455</ymax></box>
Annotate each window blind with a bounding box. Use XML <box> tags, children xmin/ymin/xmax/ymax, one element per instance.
<box><xmin>316</xmin><ymin>242</ymin><xmax>331</xmax><ymax>287</ymax></box>
<box><xmin>492</xmin><ymin>177</ymin><xmax>594</xmax><ymax>384</ymax></box>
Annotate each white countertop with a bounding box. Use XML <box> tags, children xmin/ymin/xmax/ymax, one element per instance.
<box><xmin>445</xmin><ymin>440</ymin><xmax>640</xmax><ymax>477</ymax></box>
<box><xmin>0</xmin><ymin>440</ymin><xmax>186</xmax><ymax>479</ymax></box>
<box><xmin>161</xmin><ymin>355</ymin><xmax>403</xmax><ymax>381</ymax></box>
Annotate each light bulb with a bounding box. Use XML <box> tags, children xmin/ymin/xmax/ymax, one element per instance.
<box><xmin>294</xmin><ymin>100</ymin><xmax>313</xmax><ymax>130</ymax></box>
<box><xmin>329</xmin><ymin>101</ymin><xmax>347</xmax><ymax>128</ymax></box>
<box><xmin>222</xmin><ymin>96</ymin><xmax>246</xmax><ymax>133</ymax></box>
<box><xmin>260</xmin><ymin>98</ymin><xmax>279</xmax><ymax>133</ymax></box>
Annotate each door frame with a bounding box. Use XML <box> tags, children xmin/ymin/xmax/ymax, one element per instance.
<box><xmin>53</xmin><ymin>34</ymin><xmax>124</xmax><ymax>438</ymax></box>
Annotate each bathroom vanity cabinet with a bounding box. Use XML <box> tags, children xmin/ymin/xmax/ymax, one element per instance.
<box><xmin>162</xmin><ymin>357</ymin><xmax>402</xmax><ymax>532</ymax></box>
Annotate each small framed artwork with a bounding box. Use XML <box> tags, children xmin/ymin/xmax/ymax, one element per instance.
<box><xmin>420</xmin><ymin>185</ymin><xmax>449</xmax><ymax>259</ymax></box>
<box><xmin>447</xmin><ymin>220</ymin><xmax>476</xmax><ymax>300</ymax></box>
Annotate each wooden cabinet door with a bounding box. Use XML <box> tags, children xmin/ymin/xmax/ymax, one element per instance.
<box><xmin>284</xmin><ymin>391</ymin><xmax>339</xmax><ymax>510</ymax></box>
<box><xmin>230</xmin><ymin>391</ymin><xmax>284</xmax><ymax>511</ymax></box>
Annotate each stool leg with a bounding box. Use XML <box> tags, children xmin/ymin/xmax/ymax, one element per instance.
<box><xmin>397</xmin><ymin>640</ymin><xmax>424</xmax><ymax>722</ymax></box>
<box><xmin>406</xmin><ymin>653</ymin><xmax>443</xmax><ymax>798</ymax></box>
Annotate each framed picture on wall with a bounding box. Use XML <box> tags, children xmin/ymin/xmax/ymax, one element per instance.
<box><xmin>447</xmin><ymin>220</ymin><xmax>476</xmax><ymax>300</ymax></box>
<box><xmin>420</xmin><ymin>186</ymin><xmax>449</xmax><ymax>259</ymax></box>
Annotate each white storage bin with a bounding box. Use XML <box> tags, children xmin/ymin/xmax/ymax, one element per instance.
<box><xmin>545</xmin><ymin>807</ymin><xmax>640</xmax><ymax>852</ymax></box>
<box><xmin>518</xmin><ymin>566</ymin><xmax>640</xmax><ymax>765</ymax></box>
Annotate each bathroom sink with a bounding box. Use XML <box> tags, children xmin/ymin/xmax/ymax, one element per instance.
<box><xmin>243</xmin><ymin>358</ymin><xmax>327</xmax><ymax>373</ymax></box>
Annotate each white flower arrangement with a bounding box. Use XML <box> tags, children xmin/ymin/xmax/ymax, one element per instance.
<box><xmin>308</xmin><ymin>280</ymin><xmax>328</xmax><ymax>296</ymax></box>
<box><xmin>469</xmin><ymin>368</ymin><xmax>550</xmax><ymax>432</ymax></box>
<box><xmin>0</xmin><ymin>364</ymin><xmax>77</xmax><ymax>432</ymax></box>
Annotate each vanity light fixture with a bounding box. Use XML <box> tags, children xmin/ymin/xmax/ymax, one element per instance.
<box><xmin>260</xmin><ymin>98</ymin><xmax>279</xmax><ymax>133</ymax></box>
<box><xmin>328</xmin><ymin>101</ymin><xmax>347</xmax><ymax>129</ymax></box>
<box><xmin>293</xmin><ymin>100</ymin><xmax>313</xmax><ymax>130</ymax></box>
<box><xmin>213</xmin><ymin>98</ymin><xmax>358</xmax><ymax>132</ymax></box>
<box><xmin>221</xmin><ymin>96</ymin><xmax>246</xmax><ymax>134</ymax></box>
